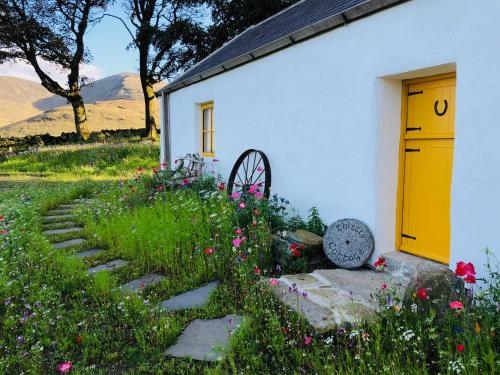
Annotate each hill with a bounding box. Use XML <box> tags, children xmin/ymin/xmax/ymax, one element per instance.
<box><xmin>0</xmin><ymin>73</ymin><xmax>161</xmax><ymax>137</ymax></box>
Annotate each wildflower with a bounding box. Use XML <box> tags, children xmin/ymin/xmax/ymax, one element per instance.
<box><xmin>254</xmin><ymin>191</ymin><xmax>264</xmax><ymax>199</ymax></box>
<box><xmin>464</xmin><ymin>274</ymin><xmax>476</xmax><ymax>284</ymax></box>
<box><xmin>417</xmin><ymin>288</ymin><xmax>429</xmax><ymax>300</ymax></box>
<box><xmin>248</xmin><ymin>184</ymin><xmax>259</xmax><ymax>193</ymax></box>
<box><xmin>302</xmin><ymin>291</ymin><xmax>308</xmax><ymax>299</ymax></box>
<box><xmin>373</xmin><ymin>256</ymin><xmax>386</xmax><ymax>271</ymax></box>
<box><xmin>230</xmin><ymin>191</ymin><xmax>241</xmax><ymax>200</ymax></box>
<box><xmin>362</xmin><ymin>331</ymin><xmax>370</xmax><ymax>342</ymax></box>
<box><xmin>181</xmin><ymin>178</ymin><xmax>190</xmax><ymax>186</ymax></box>
<box><xmin>449</xmin><ymin>301</ymin><xmax>464</xmax><ymax>310</ymax></box>
<box><xmin>0</xmin><ymin>215</ymin><xmax>4</xmax><ymax>221</ymax></box>
<box><xmin>235</xmin><ymin>228</ymin><xmax>243</xmax><ymax>235</ymax></box>
<box><xmin>57</xmin><ymin>361</ymin><xmax>73</xmax><ymax>373</ymax></box>
<box><xmin>270</xmin><ymin>278</ymin><xmax>279</xmax><ymax>286</ymax></box>
<box><xmin>156</xmin><ymin>184</ymin><xmax>165</xmax><ymax>192</ymax></box>
<box><xmin>455</xmin><ymin>261</ymin><xmax>476</xmax><ymax>277</ymax></box>
<box><xmin>411</xmin><ymin>303</ymin><xmax>418</xmax><ymax>312</ymax></box>
<box><xmin>218</xmin><ymin>182</ymin><xmax>225</xmax><ymax>191</ymax></box>
<box><xmin>204</xmin><ymin>248</ymin><xmax>214</xmax><ymax>255</ymax></box>
<box><xmin>304</xmin><ymin>336</ymin><xmax>313</xmax><ymax>346</ymax></box>
<box><xmin>212</xmin><ymin>159</ymin><xmax>219</xmax><ymax>162</ymax></box>
<box><xmin>456</xmin><ymin>344</ymin><xmax>465</xmax><ymax>352</ymax></box>
<box><xmin>381</xmin><ymin>283</ymin><xmax>388</xmax><ymax>289</ymax></box>
<box><xmin>232</xmin><ymin>238</ymin><xmax>242</xmax><ymax>248</ymax></box>
<box><xmin>0</xmin><ymin>229</ymin><xmax>8</xmax><ymax>235</ymax></box>
<box><xmin>253</xmin><ymin>266</ymin><xmax>261</xmax><ymax>275</ymax></box>
<box><xmin>281</xmin><ymin>327</ymin><xmax>289</xmax><ymax>334</ymax></box>
<box><xmin>251</xmin><ymin>221</ymin><xmax>257</xmax><ymax>227</ymax></box>
<box><xmin>292</xmin><ymin>249</ymin><xmax>301</xmax><ymax>257</ymax></box>
<box><xmin>238</xmin><ymin>202</ymin><xmax>246</xmax><ymax>209</ymax></box>
<box><xmin>475</xmin><ymin>322</ymin><xmax>481</xmax><ymax>334</ymax></box>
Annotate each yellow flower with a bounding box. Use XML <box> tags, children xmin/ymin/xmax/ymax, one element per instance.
<box><xmin>475</xmin><ymin>322</ymin><xmax>481</xmax><ymax>334</ymax></box>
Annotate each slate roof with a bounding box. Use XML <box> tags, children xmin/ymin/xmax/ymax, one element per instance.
<box><xmin>159</xmin><ymin>0</ymin><xmax>407</xmax><ymax>94</ymax></box>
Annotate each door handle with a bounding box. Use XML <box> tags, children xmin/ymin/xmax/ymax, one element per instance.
<box><xmin>434</xmin><ymin>100</ymin><xmax>448</xmax><ymax>116</ymax></box>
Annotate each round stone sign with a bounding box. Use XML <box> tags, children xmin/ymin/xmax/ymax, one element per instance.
<box><xmin>323</xmin><ymin>218</ymin><xmax>374</xmax><ymax>269</ymax></box>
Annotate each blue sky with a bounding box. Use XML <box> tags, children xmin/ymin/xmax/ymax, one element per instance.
<box><xmin>86</xmin><ymin>3</ymin><xmax>138</xmax><ymax>76</ymax></box>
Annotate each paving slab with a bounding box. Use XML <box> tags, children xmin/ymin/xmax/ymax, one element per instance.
<box><xmin>58</xmin><ymin>204</ymin><xmax>78</xmax><ymax>209</ymax></box>
<box><xmin>119</xmin><ymin>273</ymin><xmax>165</xmax><ymax>293</ymax></box>
<box><xmin>87</xmin><ymin>259</ymin><xmax>129</xmax><ymax>274</ymax></box>
<box><xmin>159</xmin><ymin>281</ymin><xmax>219</xmax><ymax>311</ymax></box>
<box><xmin>43</xmin><ymin>214</ymin><xmax>75</xmax><ymax>221</ymax></box>
<box><xmin>46</xmin><ymin>209</ymin><xmax>72</xmax><ymax>215</ymax></box>
<box><xmin>166</xmin><ymin>315</ymin><xmax>244</xmax><ymax>361</ymax></box>
<box><xmin>43</xmin><ymin>227</ymin><xmax>83</xmax><ymax>235</ymax></box>
<box><xmin>43</xmin><ymin>221</ymin><xmax>77</xmax><ymax>229</ymax></box>
<box><xmin>53</xmin><ymin>238</ymin><xmax>87</xmax><ymax>249</ymax></box>
<box><xmin>75</xmin><ymin>248</ymin><xmax>103</xmax><ymax>258</ymax></box>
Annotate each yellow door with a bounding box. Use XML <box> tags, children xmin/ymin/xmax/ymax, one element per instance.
<box><xmin>399</xmin><ymin>76</ymin><xmax>456</xmax><ymax>264</ymax></box>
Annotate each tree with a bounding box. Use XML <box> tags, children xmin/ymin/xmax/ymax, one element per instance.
<box><xmin>0</xmin><ymin>0</ymin><xmax>110</xmax><ymax>140</ymax></box>
<box><xmin>115</xmin><ymin>0</ymin><xmax>205</xmax><ymax>139</ymax></box>
<box><xmin>204</xmin><ymin>0</ymin><xmax>298</xmax><ymax>54</ymax></box>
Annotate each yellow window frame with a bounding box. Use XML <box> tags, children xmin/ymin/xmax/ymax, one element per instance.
<box><xmin>200</xmin><ymin>101</ymin><xmax>215</xmax><ymax>157</ymax></box>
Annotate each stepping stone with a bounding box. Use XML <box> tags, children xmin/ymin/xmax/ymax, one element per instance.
<box><xmin>58</xmin><ymin>204</ymin><xmax>78</xmax><ymax>209</ymax></box>
<box><xmin>119</xmin><ymin>273</ymin><xmax>165</xmax><ymax>293</ymax></box>
<box><xmin>43</xmin><ymin>214</ymin><xmax>75</xmax><ymax>221</ymax></box>
<box><xmin>43</xmin><ymin>221</ymin><xmax>77</xmax><ymax>229</ymax></box>
<box><xmin>43</xmin><ymin>227</ymin><xmax>83</xmax><ymax>235</ymax></box>
<box><xmin>87</xmin><ymin>259</ymin><xmax>129</xmax><ymax>274</ymax></box>
<box><xmin>53</xmin><ymin>238</ymin><xmax>86</xmax><ymax>249</ymax></box>
<box><xmin>75</xmin><ymin>248</ymin><xmax>103</xmax><ymax>258</ymax></box>
<box><xmin>166</xmin><ymin>315</ymin><xmax>244</xmax><ymax>361</ymax></box>
<box><xmin>46</xmin><ymin>209</ymin><xmax>72</xmax><ymax>215</ymax></box>
<box><xmin>159</xmin><ymin>281</ymin><xmax>219</xmax><ymax>311</ymax></box>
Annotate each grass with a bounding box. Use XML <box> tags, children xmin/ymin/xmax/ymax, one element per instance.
<box><xmin>0</xmin><ymin>145</ymin><xmax>498</xmax><ymax>374</ymax></box>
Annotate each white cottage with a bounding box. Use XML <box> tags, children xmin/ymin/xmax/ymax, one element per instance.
<box><xmin>157</xmin><ymin>0</ymin><xmax>500</xmax><ymax>278</ymax></box>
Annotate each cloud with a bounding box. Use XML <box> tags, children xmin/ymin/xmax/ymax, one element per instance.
<box><xmin>0</xmin><ymin>59</ymin><xmax>104</xmax><ymax>86</ymax></box>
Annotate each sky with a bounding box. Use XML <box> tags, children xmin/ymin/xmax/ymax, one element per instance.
<box><xmin>0</xmin><ymin>3</ymin><xmax>139</xmax><ymax>83</ymax></box>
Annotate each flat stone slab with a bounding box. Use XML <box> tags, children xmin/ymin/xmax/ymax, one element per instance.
<box><xmin>119</xmin><ymin>273</ymin><xmax>165</xmax><ymax>293</ymax></box>
<box><xmin>166</xmin><ymin>315</ymin><xmax>244</xmax><ymax>361</ymax></box>
<box><xmin>43</xmin><ymin>221</ymin><xmax>77</xmax><ymax>229</ymax></box>
<box><xmin>43</xmin><ymin>227</ymin><xmax>83</xmax><ymax>235</ymax></box>
<box><xmin>75</xmin><ymin>248</ymin><xmax>103</xmax><ymax>258</ymax></box>
<box><xmin>58</xmin><ymin>204</ymin><xmax>78</xmax><ymax>209</ymax></box>
<box><xmin>43</xmin><ymin>214</ymin><xmax>75</xmax><ymax>221</ymax></box>
<box><xmin>159</xmin><ymin>281</ymin><xmax>219</xmax><ymax>311</ymax></box>
<box><xmin>46</xmin><ymin>209</ymin><xmax>72</xmax><ymax>215</ymax></box>
<box><xmin>87</xmin><ymin>259</ymin><xmax>129</xmax><ymax>274</ymax></box>
<box><xmin>53</xmin><ymin>238</ymin><xmax>86</xmax><ymax>249</ymax></box>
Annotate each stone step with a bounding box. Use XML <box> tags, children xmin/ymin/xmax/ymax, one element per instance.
<box><xmin>53</xmin><ymin>238</ymin><xmax>87</xmax><ymax>249</ymax></box>
<box><xmin>43</xmin><ymin>227</ymin><xmax>83</xmax><ymax>236</ymax></box>
<box><xmin>165</xmin><ymin>315</ymin><xmax>244</xmax><ymax>361</ymax></box>
<box><xmin>43</xmin><ymin>214</ymin><xmax>75</xmax><ymax>221</ymax></box>
<box><xmin>119</xmin><ymin>273</ymin><xmax>165</xmax><ymax>293</ymax></box>
<box><xmin>75</xmin><ymin>248</ymin><xmax>103</xmax><ymax>258</ymax></box>
<box><xmin>43</xmin><ymin>221</ymin><xmax>77</xmax><ymax>229</ymax></box>
<box><xmin>46</xmin><ymin>209</ymin><xmax>72</xmax><ymax>215</ymax></box>
<box><xmin>87</xmin><ymin>259</ymin><xmax>129</xmax><ymax>274</ymax></box>
<box><xmin>58</xmin><ymin>204</ymin><xmax>78</xmax><ymax>209</ymax></box>
<box><xmin>159</xmin><ymin>281</ymin><xmax>219</xmax><ymax>311</ymax></box>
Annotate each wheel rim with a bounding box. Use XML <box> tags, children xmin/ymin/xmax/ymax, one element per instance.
<box><xmin>227</xmin><ymin>149</ymin><xmax>271</xmax><ymax>198</ymax></box>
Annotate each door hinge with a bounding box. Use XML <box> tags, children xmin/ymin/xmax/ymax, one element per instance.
<box><xmin>406</xmin><ymin>127</ymin><xmax>422</xmax><ymax>132</ymax></box>
<box><xmin>401</xmin><ymin>233</ymin><xmax>416</xmax><ymax>240</ymax></box>
<box><xmin>405</xmin><ymin>148</ymin><xmax>420</xmax><ymax>152</ymax></box>
<box><xmin>408</xmin><ymin>90</ymin><xmax>423</xmax><ymax>96</ymax></box>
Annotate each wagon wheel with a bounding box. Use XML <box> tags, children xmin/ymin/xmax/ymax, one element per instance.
<box><xmin>227</xmin><ymin>149</ymin><xmax>271</xmax><ymax>199</ymax></box>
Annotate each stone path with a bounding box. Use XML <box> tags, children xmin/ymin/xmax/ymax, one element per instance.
<box><xmin>160</xmin><ymin>281</ymin><xmax>219</xmax><ymax>311</ymax></box>
<box><xmin>41</xmin><ymin>198</ymin><xmax>243</xmax><ymax>362</ymax></box>
<box><xmin>268</xmin><ymin>251</ymin><xmax>454</xmax><ymax>332</ymax></box>
<box><xmin>165</xmin><ymin>315</ymin><xmax>244</xmax><ymax>361</ymax></box>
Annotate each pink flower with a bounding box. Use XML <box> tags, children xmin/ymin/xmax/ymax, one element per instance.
<box><xmin>212</xmin><ymin>159</ymin><xmax>219</xmax><ymax>162</ymax></box>
<box><xmin>254</xmin><ymin>191</ymin><xmax>264</xmax><ymax>200</ymax></box>
<box><xmin>304</xmin><ymin>336</ymin><xmax>313</xmax><ymax>346</ymax></box>
<box><xmin>218</xmin><ymin>182</ymin><xmax>225</xmax><ymax>191</ymax></box>
<box><xmin>57</xmin><ymin>361</ymin><xmax>73</xmax><ymax>373</ymax></box>
<box><xmin>270</xmin><ymin>278</ymin><xmax>279</xmax><ymax>286</ymax></box>
<box><xmin>238</xmin><ymin>202</ymin><xmax>246</xmax><ymax>209</ymax></box>
<box><xmin>204</xmin><ymin>248</ymin><xmax>214</xmax><ymax>255</ymax></box>
<box><xmin>248</xmin><ymin>184</ymin><xmax>259</xmax><ymax>194</ymax></box>
<box><xmin>232</xmin><ymin>238</ymin><xmax>242</xmax><ymax>248</ymax></box>
<box><xmin>235</xmin><ymin>228</ymin><xmax>243</xmax><ymax>235</ymax></box>
<box><xmin>253</xmin><ymin>266</ymin><xmax>261</xmax><ymax>275</ymax></box>
<box><xmin>455</xmin><ymin>261</ymin><xmax>476</xmax><ymax>277</ymax></box>
<box><xmin>256</xmin><ymin>166</ymin><xmax>264</xmax><ymax>172</ymax></box>
<box><xmin>230</xmin><ymin>191</ymin><xmax>241</xmax><ymax>200</ymax></box>
<box><xmin>449</xmin><ymin>301</ymin><xmax>464</xmax><ymax>310</ymax></box>
<box><xmin>381</xmin><ymin>283</ymin><xmax>388</xmax><ymax>289</ymax></box>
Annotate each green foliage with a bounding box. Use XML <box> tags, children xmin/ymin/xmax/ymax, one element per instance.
<box><xmin>305</xmin><ymin>207</ymin><xmax>327</xmax><ymax>236</ymax></box>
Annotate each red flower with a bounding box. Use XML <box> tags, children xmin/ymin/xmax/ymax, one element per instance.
<box><xmin>373</xmin><ymin>256</ymin><xmax>386</xmax><ymax>270</ymax></box>
<box><xmin>204</xmin><ymin>248</ymin><xmax>214</xmax><ymax>255</ymax></box>
<box><xmin>251</xmin><ymin>221</ymin><xmax>257</xmax><ymax>227</ymax></box>
<box><xmin>381</xmin><ymin>283</ymin><xmax>388</xmax><ymax>289</ymax></box>
<box><xmin>253</xmin><ymin>266</ymin><xmax>261</xmax><ymax>275</ymax></box>
<box><xmin>218</xmin><ymin>182</ymin><xmax>225</xmax><ymax>191</ymax></box>
<box><xmin>464</xmin><ymin>274</ymin><xmax>476</xmax><ymax>284</ymax></box>
<box><xmin>281</xmin><ymin>327</ymin><xmax>289</xmax><ymax>334</ymax></box>
<box><xmin>449</xmin><ymin>301</ymin><xmax>463</xmax><ymax>310</ymax></box>
<box><xmin>455</xmin><ymin>261</ymin><xmax>476</xmax><ymax>277</ymax></box>
<box><xmin>417</xmin><ymin>288</ymin><xmax>428</xmax><ymax>300</ymax></box>
<box><xmin>292</xmin><ymin>249</ymin><xmax>301</xmax><ymax>257</ymax></box>
<box><xmin>456</xmin><ymin>344</ymin><xmax>465</xmax><ymax>352</ymax></box>
<box><xmin>290</xmin><ymin>243</ymin><xmax>298</xmax><ymax>250</ymax></box>
<box><xmin>0</xmin><ymin>215</ymin><xmax>5</xmax><ymax>221</ymax></box>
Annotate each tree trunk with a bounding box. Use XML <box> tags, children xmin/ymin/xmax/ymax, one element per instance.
<box><xmin>69</xmin><ymin>95</ymin><xmax>90</xmax><ymax>140</ymax></box>
<box><xmin>144</xmin><ymin>83</ymin><xmax>158</xmax><ymax>140</ymax></box>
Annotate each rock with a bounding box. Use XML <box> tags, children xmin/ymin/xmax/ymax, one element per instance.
<box><xmin>159</xmin><ymin>281</ymin><xmax>219</xmax><ymax>311</ymax></box>
<box><xmin>87</xmin><ymin>259</ymin><xmax>129</xmax><ymax>274</ymax></box>
<box><xmin>53</xmin><ymin>238</ymin><xmax>86</xmax><ymax>249</ymax></box>
<box><xmin>294</xmin><ymin>229</ymin><xmax>323</xmax><ymax>249</ymax></box>
<box><xmin>75</xmin><ymin>248</ymin><xmax>103</xmax><ymax>258</ymax></box>
<box><xmin>119</xmin><ymin>273</ymin><xmax>165</xmax><ymax>293</ymax></box>
<box><xmin>165</xmin><ymin>315</ymin><xmax>244</xmax><ymax>361</ymax></box>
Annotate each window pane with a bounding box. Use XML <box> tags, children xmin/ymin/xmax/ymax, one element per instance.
<box><xmin>203</xmin><ymin>109</ymin><xmax>211</xmax><ymax>131</ymax></box>
<box><xmin>203</xmin><ymin>131</ymin><xmax>211</xmax><ymax>153</ymax></box>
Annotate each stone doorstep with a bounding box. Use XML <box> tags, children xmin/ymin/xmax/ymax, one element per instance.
<box><xmin>87</xmin><ymin>259</ymin><xmax>129</xmax><ymax>274</ymax></box>
<box><xmin>43</xmin><ymin>214</ymin><xmax>75</xmax><ymax>221</ymax></box>
<box><xmin>75</xmin><ymin>248</ymin><xmax>103</xmax><ymax>258</ymax></box>
<box><xmin>53</xmin><ymin>238</ymin><xmax>87</xmax><ymax>249</ymax></box>
<box><xmin>119</xmin><ymin>273</ymin><xmax>165</xmax><ymax>293</ymax></box>
<box><xmin>159</xmin><ymin>281</ymin><xmax>219</xmax><ymax>311</ymax></box>
<box><xmin>165</xmin><ymin>315</ymin><xmax>244</xmax><ymax>361</ymax></box>
<box><xmin>43</xmin><ymin>227</ymin><xmax>83</xmax><ymax>236</ymax></box>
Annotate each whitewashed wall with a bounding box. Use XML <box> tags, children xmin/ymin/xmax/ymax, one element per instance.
<box><xmin>163</xmin><ymin>0</ymin><xmax>500</xmax><ymax>278</ymax></box>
